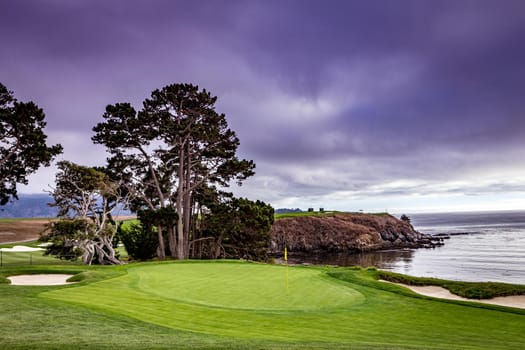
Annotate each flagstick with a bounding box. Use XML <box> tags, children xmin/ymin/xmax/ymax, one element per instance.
<box><xmin>284</xmin><ymin>247</ymin><xmax>289</xmax><ymax>292</ymax></box>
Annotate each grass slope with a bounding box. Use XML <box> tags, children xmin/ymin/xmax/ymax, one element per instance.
<box><xmin>36</xmin><ymin>261</ymin><xmax>525</xmax><ymax>349</ymax></box>
<box><xmin>0</xmin><ymin>250</ymin><xmax>79</xmax><ymax>268</ymax></box>
<box><xmin>0</xmin><ymin>240</ymin><xmax>81</xmax><ymax>268</ymax></box>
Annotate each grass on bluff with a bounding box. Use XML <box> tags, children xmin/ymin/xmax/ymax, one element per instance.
<box><xmin>274</xmin><ymin>211</ymin><xmax>391</xmax><ymax>219</ymax></box>
<box><xmin>274</xmin><ymin>211</ymin><xmax>339</xmax><ymax>219</ymax></box>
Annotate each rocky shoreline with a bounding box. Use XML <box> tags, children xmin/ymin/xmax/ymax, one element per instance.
<box><xmin>269</xmin><ymin>213</ymin><xmax>443</xmax><ymax>255</ymax></box>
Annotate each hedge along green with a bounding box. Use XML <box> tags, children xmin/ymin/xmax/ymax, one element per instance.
<box><xmin>41</xmin><ymin>261</ymin><xmax>525</xmax><ymax>349</ymax></box>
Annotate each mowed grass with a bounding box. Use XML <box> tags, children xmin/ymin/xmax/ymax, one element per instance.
<box><xmin>0</xmin><ymin>240</ymin><xmax>80</xmax><ymax>268</ymax></box>
<box><xmin>34</xmin><ymin>261</ymin><xmax>525</xmax><ymax>349</ymax></box>
<box><xmin>0</xmin><ymin>250</ymin><xmax>80</xmax><ymax>268</ymax></box>
<box><xmin>0</xmin><ymin>266</ymin><xmax>261</xmax><ymax>350</ymax></box>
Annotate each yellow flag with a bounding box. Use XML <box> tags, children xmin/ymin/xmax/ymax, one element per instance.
<box><xmin>284</xmin><ymin>247</ymin><xmax>288</xmax><ymax>261</ymax></box>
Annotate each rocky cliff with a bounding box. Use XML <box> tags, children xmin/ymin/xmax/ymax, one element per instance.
<box><xmin>269</xmin><ymin>213</ymin><xmax>439</xmax><ymax>254</ymax></box>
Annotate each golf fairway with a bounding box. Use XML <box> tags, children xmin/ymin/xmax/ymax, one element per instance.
<box><xmin>41</xmin><ymin>261</ymin><xmax>525</xmax><ymax>348</ymax></box>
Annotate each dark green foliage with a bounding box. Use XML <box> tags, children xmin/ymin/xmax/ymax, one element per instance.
<box><xmin>133</xmin><ymin>208</ymin><xmax>177</xmax><ymax>259</ymax></box>
<box><xmin>137</xmin><ymin>207</ymin><xmax>178</xmax><ymax>233</ymax></box>
<box><xmin>92</xmin><ymin>83</ymin><xmax>256</xmax><ymax>259</ymax></box>
<box><xmin>400</xmin><ymin>214</ymin><xmax>411</xmax><ymax>224</ymax></box>
<box><xmin>200</xmin><ymin>197</ymin><xmax>274</xmax><ymax>261</ymax></box>
<box><xmin>225</xmin><ymin>198</ymin><xmax>274</xmax><ymax>260</ymax></box>
<box><xmin>0</xmin><ymin>82</ymin><xmax>62</xmax><ymax>205</ymax></box>
<box><xmin>118</xmin><ymin>223</ymin><xmax>158</xmax><ymax>261</ymax></box>
<box><xmin>41</xmin><ymin>219</ymin><xmax>91</xmax><ymax>261</ymax></box>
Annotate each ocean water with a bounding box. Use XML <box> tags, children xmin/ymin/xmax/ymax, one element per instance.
<box><xmin>290</xmin><ymin>211</ymin><xmax>525</xmax><ymax>284</ymax></box>
<box><xmin>404</xmin><ymin>211</ymin><xmax>525</xmax><ymax>284</ymax></box>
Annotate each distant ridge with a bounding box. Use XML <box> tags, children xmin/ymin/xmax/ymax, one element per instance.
<box><xmin>0</xmin><ymin>194</ymin><xmax>58</xmax><ymax>218</ymax></box>
<box><xmin>0</xmin><ymin>193</ymin><xmax>132</xmax><ymax>219</ymax></box>
<box><xmin>275</xmin><ymin>208</ymin><xmax>303</xmax><ymax>214</ymax></box>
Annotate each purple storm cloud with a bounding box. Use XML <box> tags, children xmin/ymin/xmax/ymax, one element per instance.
<box><xmin>2</xmin><ymin>0</ymin><xmax>525</xmax><ymax>212</ymax></box>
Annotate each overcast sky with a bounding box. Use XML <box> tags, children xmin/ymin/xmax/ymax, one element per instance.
<box><xmin>2</xmin><ymin>0</ymin><xmax>525</xmax><ymax>213</ymax></box>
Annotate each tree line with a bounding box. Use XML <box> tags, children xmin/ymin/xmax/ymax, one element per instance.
<box><xmin>1</xmin><ymin>82</ymin><xmax>274</xmax><ymax>264</ymax></box>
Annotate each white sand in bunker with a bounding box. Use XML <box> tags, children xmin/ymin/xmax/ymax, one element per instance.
<box><xmin>8</xmin><ymin>274</ymin><xmax>76</xmax><ymax>286</ymax></box>
<box><xmin>382</xmin><ymin>280</ymin><xmax>525</xmax><ymax>309</ymax></box>
<box><xmin>0</xmin><ymin>245</ymin><xmax>44</xmax><ymax>252</ymax></box>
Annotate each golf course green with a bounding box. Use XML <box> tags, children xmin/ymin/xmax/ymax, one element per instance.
<box><xmin>27</xmin><ymin>261</ymin><xmax>523</xmax><ymax>349</ymax></box>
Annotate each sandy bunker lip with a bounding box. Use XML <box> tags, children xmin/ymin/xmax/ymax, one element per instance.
<box><xmin>8</xmin><ymin>274</ymin><xmax>76</xmax><ymax>286</ymax></box>
<box><xmin>381</xmin><ymin>280</ymin><xmax>525</xmax><ymax>310</ymax></box>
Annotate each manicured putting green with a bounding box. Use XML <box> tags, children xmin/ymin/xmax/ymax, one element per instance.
<box><xmin>42</xmin><ymin>261</ymin><xmax>525</xmax><ymax>348</ymax></box>
<box><xmin>133</xmin><ymin>263</ymin><xmax>363</xmax><ymax>311</ymax></box>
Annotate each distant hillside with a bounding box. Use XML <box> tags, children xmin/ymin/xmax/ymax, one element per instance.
<box><xmin>275</xmin><ymin>208</ymin><xmax>303</xmax><ymax>214</ymax></box>
<box><xmin>0</xmin><ymin>194</ymin><xmax>57</xmax><ymax>218</ymax></box>
<box><xmin>0</xmin><ymin>193</ymin><xmax>132</xmax><ymax>219</ymax></box>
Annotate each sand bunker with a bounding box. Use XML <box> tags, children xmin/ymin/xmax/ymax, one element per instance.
<box><xmin>383</xmin><ymin>281</ymin><xmax>525</xmax><ymax>309</ymax></box>
<box><xmin>0</xmin><ymin>245</ymin><xmax>44</xmax><ymax>252</ymax></box>
<box><xmin>8</xmin><ymin>274</ymin><xmax>76</xmax><ymax>286</ymax></box>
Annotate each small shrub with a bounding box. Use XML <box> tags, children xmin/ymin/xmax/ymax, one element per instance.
<box><xmin>66</xmin><ymin>273</ymin><xmax>86</xmax><ymax>283</ymax></box>
<box><xmin>118</xmin><ymin>223</ymin><xmax>158</xmax><ymax>261</ymax></box>
<box><xmin>459</xmin><ymin>286</ymin><xmax>492</xmax><ymax>299</ymax></box>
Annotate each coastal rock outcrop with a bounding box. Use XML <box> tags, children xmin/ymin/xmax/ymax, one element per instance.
<box><xmin>269</xmin><ymin>213</ymin><xmax>439</xmax><ymax>254</ymax></box>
